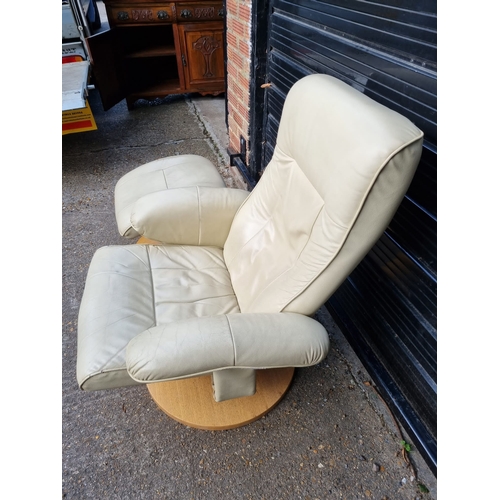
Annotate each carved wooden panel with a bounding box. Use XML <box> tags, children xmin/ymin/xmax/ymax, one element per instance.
<box><xmin>179</xmin><ymin>23</ymin><xmax>224</xmax><ymax>89</ymax></box>
<box><xmin>177</xmin><ymin>3</ymin><xmax>225</xmax><ymax>22</ymax></box>
<box><xmin>109</xmin><ymin>5</ymin><xmax>173</xmax><ymax>24</ymax></box>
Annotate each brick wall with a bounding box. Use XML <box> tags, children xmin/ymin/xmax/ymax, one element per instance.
<box><xmin>225</xmin><ymin>0</ymin><xmax>252</xmax><ymax>167</ymax></box>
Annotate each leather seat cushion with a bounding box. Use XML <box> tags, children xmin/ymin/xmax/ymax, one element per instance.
<box><xmin>77</xmin><ymin>244</ymin><xmax>240</xmax><ymax>390</ymax></box>
<box><xmin>115</xmin><ymin>155</ymin><xmax>226</xmax><ymax>238</ymax></box>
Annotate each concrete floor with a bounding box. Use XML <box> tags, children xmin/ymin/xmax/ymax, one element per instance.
<box><xmin>62</xmin><ymin>87</ymin><xmax>437</xmax><ymax>499</ymax></box>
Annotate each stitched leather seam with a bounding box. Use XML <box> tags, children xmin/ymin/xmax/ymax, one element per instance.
<box><xmin>145</xmin><ymin>245</ymin><xmax>157</xmax><ymax>326</ymax></box>
<box><xmin>161</xmin><ymin>168</ymin><xmax>169</xmax><ymax>189</ymax></box>
<box><xmin>282</xmin><ymin>134</ymin><xmax>424</xmax><ymax>310</ymax></box>
<box><xmin>225</xmin><ymin>315</ymin><xmax>237</xmax><ymax>367</ymax></box>
<box><xmin>196</xmin><ymin>185</ymin><xmax>202</xmax><ymax>245</ymax></box>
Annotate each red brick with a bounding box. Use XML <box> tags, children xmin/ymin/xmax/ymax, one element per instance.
<box><xmin>226</xmin><ymin>31</ymin><xmax>237</xmax><ymax>48</ymax></box>
<box><xmin>226</xmin><ymin>65</ymin><xmax>235</xmax><ymax>78</ymax></box>
<box><xmin>233</xmin><ymin>83</ymin><xmax>245</xmax><ymax>101</ymax></box>
<box><xmin>238</xmin><ymin>40</ymin><xmax>251</xmax><ymax>59</ymax></box>
<box><xmin>226</xmin><ymin>0</ymin><xmax>238</xmax><ymax>16</ymax></box>
<box><xmin>238</xmin><ymin>72</ymin><xmax>250</xmax><ymax>87</ymax></box>
<box><xmin>238</xmin><ymin>102</ymin><xmax>250</xmax><ymax>121</ymax></box>
<box><xmin>239</xmin><ymin>4</ymin><xmax>251</xmax><ymax>23</ymax></box>
<box><xmin>231</xmin><ymin>19</ymin><xmax>247</xmax><ymax>38</ymax></box>
<box><xmin>227</xmin><ymin>61</ymin><xmax>239</xmax><ymax>79</ymax></box>
<box><xmin>228</xmin><ymin>96</ymin><xmax>239</xmax><ymax>110</ymax></box>
<box><xmin>234</xmin><ymin>112</ymin><xmax>243</xmax><ymax>129</ymax></box>
<box><xmin>228</xmin><ymin>47</ymin><xmax>244</xmax><ymax>70</ymax></box>
<box><xmin>228</xmin><ymin>93</ymin><xmax>241</xmax><ymax>113</ymax></box>
<box><xmin>226</xmin><ymin>0</ymin><xmax>252</xmax><ymax>153</ymax></box>
<box><xmin>229</xmin><ymin>132</ymin><xmax>240</xmax><ymax>152</ymax></box>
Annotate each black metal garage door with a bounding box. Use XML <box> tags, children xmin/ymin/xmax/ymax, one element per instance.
<box><xmin>249</xmin><ymin>0</ymin><xmax>437</xmax><ymax>474</ymax></box>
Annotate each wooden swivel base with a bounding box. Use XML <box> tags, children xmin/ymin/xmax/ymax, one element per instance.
<box><xmin>147</xmin><ymin>368</ymin><xmax>295</xmax><ymax>430</ymax></box>
<box><xmin>137</xmin><ymin>238</ymin><xmax>294</xmax><ymax>429</ymax></box>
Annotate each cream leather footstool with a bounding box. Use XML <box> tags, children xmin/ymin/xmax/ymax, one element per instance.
<box><xmin>115</xmin><ymin>154</ymin><xmax>227</xmax><ymax>238</ymax></box>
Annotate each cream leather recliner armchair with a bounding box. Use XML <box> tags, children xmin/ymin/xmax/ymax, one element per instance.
<box><xmin>77</xmin><ymin>74</ymin><xmax>423</xmax><ymax>425</ymax></box>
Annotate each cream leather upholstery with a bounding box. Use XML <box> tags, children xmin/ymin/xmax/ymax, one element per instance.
<box><xmin>130</xmin><ymin>186</ymin><xmax>249</xmax><ymax>247</ymax></box>
<box><xmin>126</xmin><ymin>313</ymin><xmax>329</xmax><ymax>382</ymax></box>
<box><xmin>77</xmin><ymin>244</ymin><xmax>240</xmax><ymax>390</ymax></box>
<box><xmin>115</xmin><ymin>155</ymin><xmax>227</xmax><ymax>238</ymax></box>
<box><xmin>77</xmin><ymin>74</ymin><xmax>423</xmax><ymax>402</ymax></box>
<box><xmin>225</xmin><ymin>75</ymin><xmax>424</xmax><ymax>315</ymax></box>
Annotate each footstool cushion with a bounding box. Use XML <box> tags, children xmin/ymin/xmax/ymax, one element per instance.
<box><xmin>115</xmin><ymin>155</ymin><xmax>226</xmax><ymax>238</ymax></box>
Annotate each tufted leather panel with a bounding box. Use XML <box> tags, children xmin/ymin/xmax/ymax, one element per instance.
<box><xmin>77</xmin><ymin>244</ymin><xmax>239</xmax><ymax>390</ymax></box>
<box><xmin>224</xmin><ymin>74</ymin><xmax>423</xmax><ymax>314</ymax></box>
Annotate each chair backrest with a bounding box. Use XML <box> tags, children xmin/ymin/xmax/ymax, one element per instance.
<box><xmin>224</xmin><ymin>74</ymin><xmax>423</xmax><ymax>315</ymax></box>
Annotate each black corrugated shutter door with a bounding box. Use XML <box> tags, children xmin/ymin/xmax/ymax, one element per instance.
<box><xmin>257</xmin><ymin>0</ymin><xmax>437</xmax><ymax>473</ymax></box>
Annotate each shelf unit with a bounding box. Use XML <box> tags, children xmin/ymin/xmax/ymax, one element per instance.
<box><xmin>87</xmin><ymin>1</ymin><xmax>225</xmax><ymax>110</ymax></box>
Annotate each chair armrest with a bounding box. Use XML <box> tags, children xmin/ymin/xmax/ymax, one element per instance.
<box><xmin>126</xmin><ymin>313</ymin><xmax>330</xmax><ymax>383</ymax></box>
<box><xmin>130</xmin><ymin>186</ymin><xmax>249</xmax><ymax>247</ymax></box>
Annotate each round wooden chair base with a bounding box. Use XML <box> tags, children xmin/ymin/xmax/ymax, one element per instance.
<box><xmin>147</xmin><ymin>368</ymin><xmax>295</xmax><ymax>430</ymax></box>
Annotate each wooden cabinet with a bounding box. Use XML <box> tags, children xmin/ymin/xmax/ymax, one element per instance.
<box><xmin>86</xmin><ymin>0</ymin><xmax>225</xmax><ymax>110</ymax></box>
<box><xmin>178</xmin><ymin>22</ymin><xmax>225</xmax><ymax>91</ymax></box>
